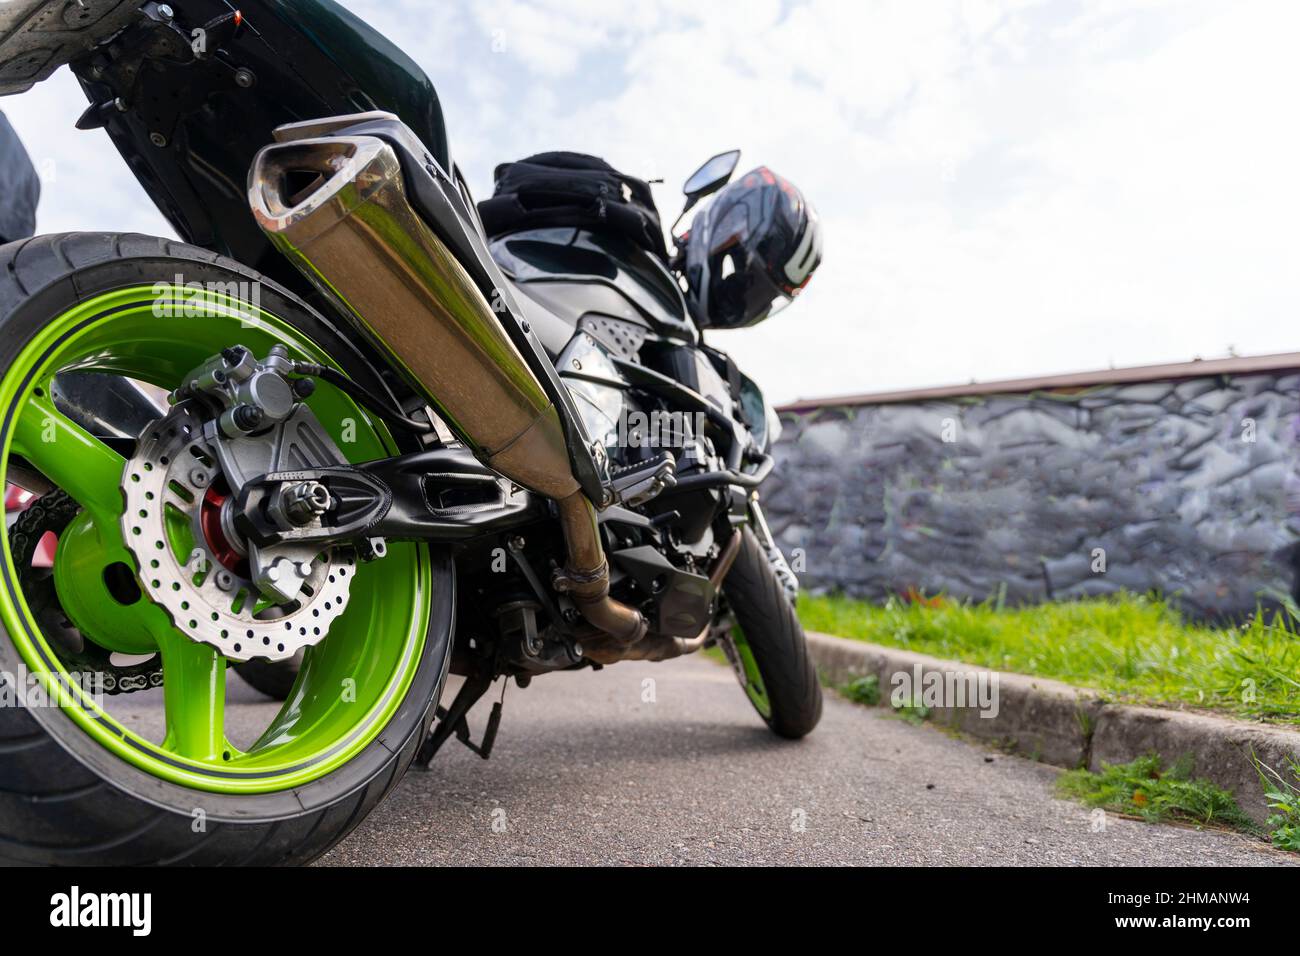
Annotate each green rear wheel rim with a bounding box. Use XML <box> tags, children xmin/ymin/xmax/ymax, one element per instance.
<box><xmin>0</xmin><ymin>285</ymin><xmax>431</xmax><ymax>794</ymax></box>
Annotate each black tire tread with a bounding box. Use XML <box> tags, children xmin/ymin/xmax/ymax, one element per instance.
<box><xmin>722</xmin><ymin>527</ymin><xmax>823</xmax><ymax>739</ymax></box>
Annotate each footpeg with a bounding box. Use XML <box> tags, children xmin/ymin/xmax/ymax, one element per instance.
<box><xmin>609</xmin><ymin>452</ymin><xmax>676</xmax><ymax>507</ymax></box>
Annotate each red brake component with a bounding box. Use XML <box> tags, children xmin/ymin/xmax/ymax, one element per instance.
<box><xmin>199</xmin><ymin>485</ymin><xmax>245</xmax><ymax>573</ymax></box>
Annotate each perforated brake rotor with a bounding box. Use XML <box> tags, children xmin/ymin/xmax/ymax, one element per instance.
<box><xmin>121</xmin><ymin>403</ymin><xmax>355</xmax><ymax>662</ymax></box>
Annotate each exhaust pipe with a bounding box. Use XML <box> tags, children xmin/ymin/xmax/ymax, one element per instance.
<box><xmin>249</xmin><ymin>135</ymin><xmax>646</xmax><ymax>644</ymax></box>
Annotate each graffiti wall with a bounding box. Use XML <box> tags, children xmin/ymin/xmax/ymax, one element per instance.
<box><xmin>762</xmin><ymin>358</ymin><xmax>1300</xmax><ymax>619</ymax></box>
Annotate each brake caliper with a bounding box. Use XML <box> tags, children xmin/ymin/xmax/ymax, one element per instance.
<box><xmin>120</xmin><ymin>345</ymin><xmax>357</xmax><ymax>662</ymax></box>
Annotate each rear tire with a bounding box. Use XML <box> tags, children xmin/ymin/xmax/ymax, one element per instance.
<box><xmin>721</xmin><ymin>527</ymin><xmax>822</xmax><ymax>739</ymax></box>
<box><xmin>0</xmin><ymin>233</ymin><xmax>451</xmax><ymax>865</ymax></box>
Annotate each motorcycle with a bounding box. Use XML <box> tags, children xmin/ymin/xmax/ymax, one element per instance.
<box><xmin>0</xmin><ymin>0</ymin><xmax>820</xmax><ymax>866</ymax></box>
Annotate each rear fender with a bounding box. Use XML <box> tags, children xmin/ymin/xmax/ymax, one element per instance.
<box><xmin>0</xmin><ymin>0</ymin><xmax>144</xmax><ymax>96</ymax></box>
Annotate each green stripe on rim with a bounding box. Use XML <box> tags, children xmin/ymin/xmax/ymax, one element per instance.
<box><xmin>731</xmin><ymin>627</ymin><xmax>772</xmax><ymax>719</ymax></box>
<box><xmin>0</xmin><ymin>285</ymin><xmax>431</xmax><ymax>794</ymax></box>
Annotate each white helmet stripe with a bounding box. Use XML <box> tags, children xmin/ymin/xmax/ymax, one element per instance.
<box><xmin>783</xmin><ymin>206</ymin><xmax>819</xmax><ymax>285</ymax></box>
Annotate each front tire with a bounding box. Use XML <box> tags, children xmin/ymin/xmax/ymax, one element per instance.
<box><xmin>0</xmin><ymin>233</ymin><xmax>451</xmax><ymax>865</ymax></box>
<box><xmin>721</xmin><ymin>527</ymin><xmax>822</xmax><ymax>739</ymax></box>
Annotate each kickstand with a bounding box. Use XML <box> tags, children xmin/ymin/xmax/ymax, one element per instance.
<box><xmin>415</xmin><ymin>674</ymin><xmax>504</xmax><ymax>767</ymax></box>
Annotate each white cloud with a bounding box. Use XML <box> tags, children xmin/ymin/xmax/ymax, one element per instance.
<box><xmin>3</xmin><ymin>0</ymin><xmax>1297</xmax><ymax>404</ymax></box>
<box><xmin>2</xmin><ymin>69</ymin><xmax>171</xmax><ymax>237</ymax></box>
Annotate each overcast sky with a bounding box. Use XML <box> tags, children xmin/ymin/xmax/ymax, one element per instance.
<box><xmin>4</xmin><ymin>0</ymin><xmax>1298</xmax><ymax>404</ymax></box>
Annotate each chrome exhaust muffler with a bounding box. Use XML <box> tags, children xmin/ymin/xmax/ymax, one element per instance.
<box><xmin>248</xmin><ymin>134</ymin><xmax>646</xmax><ymax>644</ymax></box>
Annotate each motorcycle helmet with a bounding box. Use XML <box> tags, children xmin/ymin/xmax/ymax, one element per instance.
<box><xmin>683</xmin><ymin>167</ymin><xmax>822</xmax><ymax>329</ymax></box>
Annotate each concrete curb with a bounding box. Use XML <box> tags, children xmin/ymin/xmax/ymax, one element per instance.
<box><xmin>807</xmin><ymin>631</ymin><xmax>1300</xmax><ymax>825</ymax></box>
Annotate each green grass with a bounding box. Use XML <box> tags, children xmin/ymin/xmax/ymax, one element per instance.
<box><xmin>839</xmin><ymin>674</ymin><xmax>881</xmax><ymax>706</ymax></box>
<box><xmin>1058</xmin><ymin>755</ymin><xmax>1256</xmax><ymax>832</ymax></box>
<box><xmin>1254</xmin><ymin>754</ymin><xmax>1300</xmax><ymax>851</ymax></box>
<box><xmin>890</xmin><ymin>697</ymin><xmax>932</xmax><ymax>725</ymax></box>
<box><xmin>799</xmin><ymin>592</ymin><xmax>1300</xmax><ymax>724</ymax></box>
<box><xmin>838</xmin><ymin>674</ymin><xmax>938</xmax><ymax>724</ymax></box>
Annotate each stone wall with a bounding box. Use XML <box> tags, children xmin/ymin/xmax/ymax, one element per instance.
<box><xmin>763</xmin><ymin>365</ymin><xmax>1300</xmax><ymax>620</ymax></box>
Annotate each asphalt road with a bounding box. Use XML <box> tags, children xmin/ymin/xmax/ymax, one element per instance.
<box><xmin>305</xmin><ymin>655</ymin><xmax>1293</xmax><ymax>867</ymax></box>
<box><xmin>109</xmin><ymin>656</ymin><xmax>1292</xmax><ymax>865</ymax></box>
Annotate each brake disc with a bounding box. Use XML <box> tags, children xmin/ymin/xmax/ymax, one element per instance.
<box><xmin>120</xmin><ymin>348</ymin><xmax>358</xmax><ymax>663</ymax></box>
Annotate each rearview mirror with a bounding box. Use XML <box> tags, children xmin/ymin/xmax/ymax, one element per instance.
<box><xmin>683</xmin><ymin>149</ymin><xmax>741</xmax><ymax>199</ymax></box>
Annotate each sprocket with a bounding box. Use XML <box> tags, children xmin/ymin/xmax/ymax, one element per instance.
<box><xmin>10</xmin><ymin>491</ymin><xmax>163</xmax><ymax>695</ymax></box>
